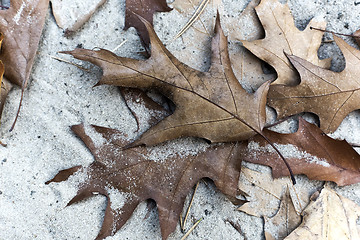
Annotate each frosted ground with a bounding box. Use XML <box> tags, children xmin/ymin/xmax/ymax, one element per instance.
<box><xmin>1</xmin><ymin>0</ymin><xmax>360</xmax><ymax>239</ymax></box>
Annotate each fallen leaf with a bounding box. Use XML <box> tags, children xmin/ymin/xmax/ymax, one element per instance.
<box><xmin>47</xmin><ymin>124</ymin><xmax>243</xmax><ymax>240</ymax></box>
<box><xmin>264</xmin><ymin>187</ymin><xmax>301</xmax><ymax>240</ymax></box>
<box><xmin>124</xmin><ymin>0</ymin><xmax>172</xmax><ymax>48</ymax></box>
<box><xmin>285</xmin><ymin>186</ymin><xmax>360</xmax><ymax>239</ymax></box>
<box><xmin>50</xmin><ymin>0</ymin><xmax>106</xmax><ymax>34</ymax></box>
<box><xmin>237</xmin><ymin>165</ymin><xmax>319</xmax><ymax>218</ymax></box>
<box><xmin>0</xmin><ymin>0</ymin><xmax>49</xmax><ymax>129</ymax></box>
<box><xmin>268</xmin><ymin>36</ymin><xmax>360</xmax><ymax>133</ymax></box>
<box><xmin>171</xmin><ymin>0</ymin><xmax>275</xmax><ymax>91</ymax></box>
<box><xmin>0</xmin><ymin>33</ymin><xmax>12</xmax><ymax>121</ymax></box>
<box><xmin>241</xmin><ymin>0</ymin><xmax>330</xmax><ymax>85</ymax></box>
<box><xmin>243</xmin><ymin>118</ymin><xmax>360</xmax><ymax>186</ymax></box>
<box><xmin>64</xmin><ymin>14</ymin><xmax>270</xmax><ymax>146</ymax></box>
<box><xmin>228</xmin><ymin>0</ymin><xmax>276</xmax><ymax>91</ymax></box>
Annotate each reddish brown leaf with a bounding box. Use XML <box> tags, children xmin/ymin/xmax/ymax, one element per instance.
<box><xmin>47</xmin><ymin>124</ymin><xmax>243</xmax><ymax>240</ymax></box>
<box><xmin>124</xmin><ymin>0</ymin><xmax>172</xmax><ymax>48</ymax></box>
<box><xmin>0</xmin><ymin>0</ymin><xmax>49</xmax><ymax>129</ymax></box>
<box><xmin>243</xmin><ymin>118</ymin><xmax>360</xmax><ymax>186</ymax></box>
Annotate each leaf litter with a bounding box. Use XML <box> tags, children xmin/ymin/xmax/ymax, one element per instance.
<box><xmin>2</xmin><ymin>0</ymin><xmax>360</xmax><ymax>240</ymax></box>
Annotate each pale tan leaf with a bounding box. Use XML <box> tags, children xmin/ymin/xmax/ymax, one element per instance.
<box><xmin>237</xmin><ymin>166</ymin><xmax>320</xmax><ymax>218</ymax></box>
<box><xmin>285</xmin><ymin>186</ymin><xmax>360</xmax><ymax>240</ymax></box>
<box><xmin>241</xmin><ymin>0</ymin><xmax>330</xmax><ymax>85</ymax></box>
<box><xmin>264</xmin><ymin>187</ymin><xmax>301</xmax><ymax>240</ymax></box>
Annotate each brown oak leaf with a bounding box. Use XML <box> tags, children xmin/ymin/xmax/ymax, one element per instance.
<box><xmin>46</xmin><ymin>124</ymin><xmax>243</xmax><ymax>240</ymax></box>
<box><xmin>285</xmin><ymin>186</ymin><xmax>360</xmax><ymax>239</ymax></box>
<box><xmin>241</xmin><ymin>0</ymin><xmax>330</xmax><ymax>85</ymax></box>
<box><xmin>124</xmin><ymin>0</ymin><xmax>172</xmax><ymax>48</ymax></box>
<box><xmin>268</xmin><ymin>36</ymin><xmax>360</xmax><ymax>133</ymax></box>
<box><xmin>243</xmin><ymin>118</ymin><xmax>360</xmax><ymax>186</ymax></box>
<box><xmin>63</xmin><ymin>14</ymin><xmax>270</xmax><ymax>147</ymax></box>
<box><xmin>0</xmin><ymin>0</ymin><xmax>49</xmax><ymax>129</ymax></box>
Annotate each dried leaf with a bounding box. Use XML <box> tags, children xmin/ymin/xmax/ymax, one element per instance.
<box><xmin>0</xmin><ymin>0</ymin><xmax>48</xmax><ymax>86</ymax></box>
<box><xmin>0</xmin><ymin>33</ymin><xmax>12</xmax><ymax>121</ymax></box>
<box><xmin>237</xmin><ymin>166</ymin><xmax>318</xmax><ymax>218</ymax></box>
<box><xmin>285</xmin><ymin>186</ymin><xmax>360</xmax><ymax>239</ymax></box>
<box><xmin>64</xmin><ymin>14</ymin><xmax>270</xmax><ymax>146</ymax></box>
<box><xmin>268</xmin><ymin>36</ymin><xmax>360</xmax><ymax>133</ymax></box>
<box><xmin>124</xmin><ymin>0</ymin><xmax>172</xmax><ymax>48</ymax></box>
<box><xmin>0</xmin><ymin>0</ymin><xmax>49</xmax><ymax>129</ymax></box>
<box><xmin>241</xmin><ymin>0</ymin><xmax>330</xmax><ymax>85</ymax></box>
<box><xmin>264</xmin><ymin>187</ymin><xmax>301</xmax><ymax>240</ymax></box>
<box><xmin>47</xmin><ymin>124</ymin><xmax>243</xmax><ymax>240</ymax></box>
<box><xmin>171</xmin><ymin>0</ymin><xmax>275</xmax><ymax>91</ymax></box>
<box><xmin>244</xmin><ymin>118</ymin><xmax>360</xmax><ymax>186</ymax></box>
<box><xmin>50</xmin><ymin>0</ymin><xmax>106</xmax><ymax>34</ymax></box>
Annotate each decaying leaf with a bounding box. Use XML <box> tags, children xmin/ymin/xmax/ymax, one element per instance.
<box><xmin>268</xmin><ymin>36</ymin><xmax>360</xmax><ymax>134</ymax></box>
<box><xmin>237</xmin><ymin>166</ymin><xmax>319</xmax><ymax>218</ymax></box>
<box><xmin>243</xmin><ymin>118</ymin><xmax>360</xmax><ymax>186</ymax></box>
<box><xmin>64</xmin><ymin>14</ymin><xmax>270</xmax><ymax>146</ymax></box>
<box><xmin>0</xmin><ymin>0</ymin><xmax>49</xmax><ymax>129</ymax></box>
<box><xmin>241</xmin><ymin>0</ymin><xmax>330</xmax><ymax>85</ymax></box>
<box><xmin>47</xmin><ymin>124</ymin><xmax>243</xmax><ymax>240</ymax></box>
<box><xmin>124</xmin><ymin>0</ymin><xmax>172</xmax><ymax>48</ymax></box>
<box><xmin>50</xmin><ymin>0</ymin><xmax>106</xmax><ymax>34</ymax></box>
<box><xmin>264</xmin><ymin>187</ymin><xmax>301</xmax><ymax>240</ymax></box>
<box><xmin>285</xmin><ymin>186</ymin><xmax>360</xmax><ymax>239</ymax></box>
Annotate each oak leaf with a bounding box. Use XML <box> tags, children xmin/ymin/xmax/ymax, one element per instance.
<box><xmin>241</xmin><ymin>0</ymin><xmax>330</xmax><ymax>85</ymax></box>
<box><xmin>64</xmin><ymin>14</ymin><xmax>270</xmax><ymax>147</ymax></box>
<box><xmin>46</xmin><ymin>124</ymin><xmax>243</xmax><ymax>240</ymax></box>
<box><xmin>237</xmin><ymin>166</ymin><xmax>319</xmax><ymax>218</ymax></box>
<box><xmin>285</xmin><ymin>186</ymin><xmax>360</xmax><ymax>240</ymax></box>
<box><xmin>0</xmin><ymin>0</ymin><xmax>49</xmax><ymax>129</ymax></box>
<box><xmin>124</xmin><ymin>0</ymin><xmax>172</xmax><ymax>48</ymax></box>
<box><xmin>264</xmin><ymin>187</ymin><xmax>301</xmax><ymax>240</ymax></box>
<box><xmin>243</xmin><ymin>118</ymin><xmax>360</xmax><ymax>186</ymax></box>
<box><xmin>170</xmin><ymin>0</ymin><xmax>275</xmax><ymax>91</ymax></box>
<box><xmin>268</xmin><ymin>36</ymin><xmax>360</xmax><ymax>133</ymax></box>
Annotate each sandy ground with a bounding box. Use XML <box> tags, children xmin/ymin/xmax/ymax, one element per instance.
<box><xmin>1</xmin><ymin>0</ymin><xmax>360</xmax><ymax>239</ymax></box>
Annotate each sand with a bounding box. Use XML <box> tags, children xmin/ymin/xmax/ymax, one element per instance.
<box><xmin>1</xmin><ymin>0</ymin><xmax>360</xmax><ymax>239</ymax></box>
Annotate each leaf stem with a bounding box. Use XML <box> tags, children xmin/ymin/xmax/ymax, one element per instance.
<box><xmin>260</xmin><ymin>133</ymin><xmax>296</xmax><ymax>184</ymax></box>
<box><xmin>310</xmin><ymin>26</ymin><xmax>360</xmax><ymax>38</ymax></box>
